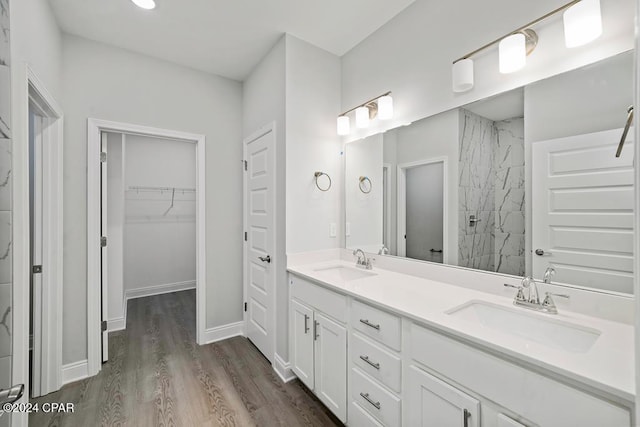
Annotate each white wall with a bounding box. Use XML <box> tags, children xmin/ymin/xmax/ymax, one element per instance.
<box><xmin>285</xmin><ymin>35</ymin><xmax>342</xmax><ymax>254</ymax></box>
<box><xmin>61</xmin><ymin>34</ymin><xmax>243</xmax><ymax>364</ymax></box>
<box><xmin>341</xmin><ymin>0</ymin><xmax>635</xmax><ymax>142</ymax></box>
<box><xmin>242</xmin><ymin>37</ymin><xmax>287</xmax><ymax>359</ymax></box>
<box><xmin>345</xmin><ymin>134</ymin><xmax>383</xmax><ymax>252</ymax></box>
<box><xmin>106</xmin><ymin>132</ymin><xmax>124</xmax><ymax>324</ymax></box>
<box><xmin>123</xmin><ymin>134</ymin><xmax>196</xmax><ymax>295</ymax></box>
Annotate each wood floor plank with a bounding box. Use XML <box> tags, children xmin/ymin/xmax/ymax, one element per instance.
<box><xmin>30</xmin><ymin>290</ymin><xmax>342</xmax><ymax>427</ymax></box>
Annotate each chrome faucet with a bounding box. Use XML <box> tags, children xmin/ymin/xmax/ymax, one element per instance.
<box><xmin>378</xmin><ymin>245</ymin><xmax>389</xmax><ymax>255</ymax></box>
<box><xmin>504</xmin><ymin>275</ymin><xmax>569</xmax><ymax>315</ymax></box>
<box><xmin>353</xmin><ymin>249</ymin><xmax>372</xmax><ymax>270</ymax></box>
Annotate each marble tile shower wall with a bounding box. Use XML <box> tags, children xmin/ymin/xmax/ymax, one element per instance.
<box><xmin>494</xmin><ymin>118</ymin><xmax>525</xmax><ymax>276</ymax></box>
<box><xmin>0</xmin><ymin>0</ymin><xmax>11</xmax><ymax>417</ymax></box>
<box><xmin>458</xmin><ymin>109</ymin><xmax>496</xmax><ymax>271</ymax></box>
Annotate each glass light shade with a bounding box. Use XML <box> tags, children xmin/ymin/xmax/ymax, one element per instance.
<box><xmin>355</xmin><ymin>106</ymin><xmax>370</xmax><ymax>129</ymax></box>
<box><xmin>452</xmin><ymin>59</ymin><xmax>474</xmax><ymax>92</ymax></box>
<box><xmin>377</xmin><ymin>95</ymin><xmax>394</xmax><ymax>120</ymax></box>
<box><xmin>131</xmin><ymin>0</ymin><xmax>156</xmax><ymax>9</ymax></box>
<box><xmin>563</xmin><ymin>0</ymin><xmax>602</xmax><ymax>48</ymax></box>
<box><xmin>499</xmin><ymin>33</ymin><xmax>526</xmax><ymax>74</ymax></box>
<box><xmin>337</xmin><ymin>116</ymin><xmax>350</xmax><ymax>136</ymax></box>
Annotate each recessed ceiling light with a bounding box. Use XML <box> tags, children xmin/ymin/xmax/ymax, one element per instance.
<box><xmin>131</xmin><ymin>0</ymin><xmax>156</xmax><ymax>10</ymax></box>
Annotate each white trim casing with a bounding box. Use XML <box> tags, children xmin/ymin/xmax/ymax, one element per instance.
<box><xmin>203</xmin><ymin>322</ymin><xmax>244</xmax><ymax>344</ymax></box>
<box><xmin>396</xmin><ymin>157</ymin><xmax>449</xmax><ymax>263</ymax></box>
<box><xmin>61</xmin><ymin>360</ymin><xmax>89</xmax><ymax>386</ymax></box>
<box><xmin>12</xmin><ymin>64</ymin><xmax>64</xmax><ymax>425</ymax></box>
<box><xmin>273</xmin><ymin>353</ymin><xmax>296</xmax><ymax>383</ymax></box>
<box><xmin>87</xmin><ymin>119</ymin><xmax>207</xmax><ymax>377</ymax></box>
<box><xmin>107</xmin><ymin>317</ymin><xmax>126</xmax><ymax>333</ymax></box>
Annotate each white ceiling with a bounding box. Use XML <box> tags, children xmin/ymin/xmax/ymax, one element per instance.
<box><xmin>48</xmin><ymin>0</ymin><xmax>415</xmax><ymax>81</ymax></box>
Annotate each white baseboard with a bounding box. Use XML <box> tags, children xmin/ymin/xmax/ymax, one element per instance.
<box><xmin>273</xmin><ymin>353</ymin><xmax>296</xmax><ymax>383</ymax></box>
<box><xmin>125</xmin><ymin>280</ymin><xmax>196</xmax><ymax>301</ymax></box>
<box><xmin>204</xmin><ymin>321</ymin><xmax>244</xmax><ymax>344</ymax></box>
<box><xmin>62</xmin><ymin>359</ymin><xmax>89</xmax><ymax>386</ymax></box>
<box><xmin>107</xmin><ymin>317</ymin><xmax>126</xmax><ymax>332</ymax></box>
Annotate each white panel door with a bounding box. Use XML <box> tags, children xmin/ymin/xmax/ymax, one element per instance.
<box><xmin>290</xmin><ymin>299</ymin><xmax>314</xmax><ymax>389</ymax></box>
<box><xmin>314</xmin><ymin>312</ymin><xmax>347</xmax><ymax>422</ymax></box>
<box><xmin>30</xmin><ymin>114</ymin><xmax>43</xmax><ymax>397</ymax></box>
<box><xmin>100</xmin><ymin>132</ymin><xmax>109</xmax><ymax>362</ymax></box>
<box><xmin>406</xmin><ymin>365</ymin><xmax>479</xmax><ymax>427</ymax></box>
<box><xmin>532</xmin><ymin>128</ymin><xmax>634</xmax><ymax>293</ymax></box>
<box><xmin>244</xmin><ymin>128</ymin><xmax>275</xmax><ymax>362</ymax></box>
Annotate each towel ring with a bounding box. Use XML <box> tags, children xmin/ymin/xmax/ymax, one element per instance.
<box><xmin>314</xmin><ymin>172</ymin><xmax>332</xmax><ymax>192</ymax></box>
<box><xmin>359</xmin><ymin>176</ymin><xmax>372</xmax><ymax>194</ymax></box>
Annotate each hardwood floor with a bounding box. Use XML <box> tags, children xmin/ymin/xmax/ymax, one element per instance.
<box><xmin>30</xmin><ymin>290</ymin><xmax>343</xmax><ymax>427</ymax></box>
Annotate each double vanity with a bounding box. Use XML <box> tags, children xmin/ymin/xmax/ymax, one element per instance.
<box><xmin>287</xmin><ymin>251</ymin><xmax>633</xmax><ymax>427</ymax></box>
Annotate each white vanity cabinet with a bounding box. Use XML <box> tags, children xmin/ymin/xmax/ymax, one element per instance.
<box><xmin>289</xmin><ymin>275</ymin><xmax>348</xmax><ymax>422</ymax></box>
<box><xmin>288</xmin><ymin>271</ymin><xmax>633</xmax><ymax>427</ymax></box>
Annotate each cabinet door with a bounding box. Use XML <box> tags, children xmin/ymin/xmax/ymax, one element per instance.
<box><xmin>314</xmin><ymin>312</ymin><xmax>347</xmax><ymax>422</ymax></box>
<box><xmin>407</xmin><ymin>365</ymin><xmax>479</xmax><ymax>427</ymax></box>
<box><xmin>291</xmin><ymin>299</ymin><xmax>315</xmax><ymax>389</ymax></box>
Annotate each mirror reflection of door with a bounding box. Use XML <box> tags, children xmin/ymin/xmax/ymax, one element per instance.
<box><xmin>403</xmin><ymin>161</ymin><xmax>444</xmax><ymax>263</ymax></box>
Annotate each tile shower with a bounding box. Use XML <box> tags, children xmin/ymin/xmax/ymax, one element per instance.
<box><xmin>458</xmin><ymin>109</ymin><xmax>525</xmax><ymax>276</ymax></box>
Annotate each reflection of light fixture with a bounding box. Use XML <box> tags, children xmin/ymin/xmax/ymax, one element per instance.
<box><xmin>564</xmin><ymin>0</ymin><xmax>602</xmax><ymax>48</ymax></box>
<box><xmin>131</xmin><ymin>0</ymin><xmax>156</xmax><ymax>9</ymax></box>
<box><xmin>452</xmin><ymin>58</ymin><xmax>474</xmax><ymax>92</ymax></box>
<box><xmin>451</xmin><ymin>1</ymin><xmax>602</xmax><ymax>91</ymax></box>
<box><xmin>337</xmin><ymin>116</ymin><xmax>350</xmax><ymax>136</ymax></box>
<box><xmin>355</xmin><ymin>106</ymin><xmax>370</xmax><ymax>129</ymax></box>
<box><xmin>336</xmin><ymin>92</ymin><xmax>393</xmax><ymax>135</ymax></box>
<box><xmin>377</xmin><ymin>95</ymin><xmax>394</xmax><ymax>120</ymax></box>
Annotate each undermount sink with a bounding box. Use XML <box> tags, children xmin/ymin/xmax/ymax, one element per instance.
<box><xmin>446</xmin><ymin>300</ymin><xmax>601</xmax><ymax>353</ymax></box>
<box><xmin>313</xmin><ymin>265</ymin><xmax>377</xmax><ymax>282</ymax></box>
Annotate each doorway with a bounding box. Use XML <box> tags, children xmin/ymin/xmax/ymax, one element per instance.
<box><xmin>397</xmin><ymin>158</ymin><xmax>447</xmax><ymax>263</ymax></box>
<box><xmin>87</xmin><ymin>119</ymin><xmax>206</xmax><ymax>376</ymax></box>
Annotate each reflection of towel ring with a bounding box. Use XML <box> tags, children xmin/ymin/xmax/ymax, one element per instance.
<box><xmin>314</xmin><ymin>172</ymin><xmax>332</xmax><ymax>191</ymax></box>
<box><xmin>359</xmin><ymin>176</ymin><xmax>372</xmax><ymax>194</ymax></box>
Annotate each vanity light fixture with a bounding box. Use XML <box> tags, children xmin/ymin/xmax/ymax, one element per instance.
<box><xmin>451</xmin><ymin>0</ymin><xmax>602</xmax><ymax>92</ymax></box>
<box><xmin>131</xmin><ymin>0</ymin><xmax>156</xmax><ymax>9</ymax></box>
<box><xmin>336</xmin><ymin>91</ymin><xmax>393</xmax><ymax>135</ymax></box>
<box><xmin>563</xmin><ymin>0</ymin><xmax>602</xmax><ymax>48</ymax></box>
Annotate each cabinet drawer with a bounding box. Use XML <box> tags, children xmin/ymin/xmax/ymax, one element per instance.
<box><xmin>351</xmin><ymin>368</ymin><xmax>401</xmax><ymax>427</ymax></box>
<box><xmin>351</xmin><ymin>332</ymin><xmax>402</xmax><ymax>393</ymax></box>
<box><xmin>352</xmin><ymin>300</ymin><xmax>401</xmax><ymax>351</ymax></box>
<box><xmin>410</xmin><ymin>323</ymin><xmax>631</xmax><ymax>427</ymax></box>
<box><xmin>350</xmin><ymin>401</ymin><xmax>384</xmax><ymax>427</ymax></box>
<box><xmin>290</xmin><ymin>274</ymin><xmax>347</xmax><ymax>323</ymax></box>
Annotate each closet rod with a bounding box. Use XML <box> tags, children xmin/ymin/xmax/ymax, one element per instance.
<box><xmin>128</xmin><ymin>185</ymin><xmax>196</xmax><ymax>193</ymax></box>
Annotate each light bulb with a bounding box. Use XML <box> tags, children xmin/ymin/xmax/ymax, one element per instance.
<box><xmin>499</xmin><ymin>33</ymin><xmax>526</xmax><ymax>74</ymax></box>
<box><xmin>377</xmin><ymin>95</ymin><xmax>393</xmax><ymax>120</ymax></box>
<box><xmin>564</xmin><ymin>0</ymin><xmax>602</xmax><ymax>48</ymax></box>
<box><xmin>452</xmin><ymin>59</ymin><xmax>474</xmax><ymax>92</ymax></box>
<box><xmin>131</xmin><ymin>0</ymin><xmax>156</xmax><ymax>9</ymax></box>
<box><xmin>355</xmin><ymin>106</ymin><xmax>370</xmax><ymax>129</ymax></box>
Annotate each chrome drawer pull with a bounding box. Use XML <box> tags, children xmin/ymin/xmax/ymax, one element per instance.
<box><xmin>463</xmin><ymin>408</ymin><xmax>470</xmax><ymax>427</ymax></box>
<box><xmin>359</xmin><ymin>355</ymin><xmax>380</xmax><ymax>370</ymax></box>
<box><xmin>304</xmin><ymin>314</ymin><xmax>309</xmax><ymax>334</ymax></box>
<box><xmin>360</xmin><ymin>392</ymin><xmax>381</xmax><ymax>410</ymax></box>
<box><xmin>359</xmin><ymin>319</ymin><xmax>381</xmax><ymax>330</ymax></box>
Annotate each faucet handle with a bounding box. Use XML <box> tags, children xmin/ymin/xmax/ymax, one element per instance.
<box><xmin>545</xmin><ymin>292</ymin><xmax>570</xmax><ymax>299</ymax></box>
<box><xmin>504</xmin><ymin>284</ymin><xmax>526</xmax><ymax>302</ymax></box>
<box><xmin>541</xmin><ymin>292</ymin><xmax>569</xmax><ymax>314</ymax></box>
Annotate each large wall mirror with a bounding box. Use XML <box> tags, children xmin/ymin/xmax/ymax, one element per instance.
<box><xmin>345</xmin><ymin>50</ymin><xmax>634</xmax><ymax>295</ymax></box>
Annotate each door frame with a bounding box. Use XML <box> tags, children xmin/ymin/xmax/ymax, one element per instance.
<box><xmin>242</xmin><ymin>122</ymin><xmax>277</xmax><ymax>363</ymax></box>
<box><xmin>396</xmin><ymin>157</ymin><xmax>448</xmax><ymax>263</ymax></box>
<box><xmin>87</xmin><ymin>119</ymin><xmax>206</xmax><ymax>377</ymax></box>
<box><xmin>12</xmin><ymin>64</ymin><xmax>64</xmax><ymax>420</ymax></box>
<box><xmin>382</xmin><ymin>163</ymin><xmax>392</xmax><ymax>252</ymax></box>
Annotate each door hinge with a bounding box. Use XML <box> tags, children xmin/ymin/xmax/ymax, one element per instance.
<box><xmin>244</xmin><ymin>160</ymin><xmax>247</xmax><ymax>171</ymax></box>
<box><xmin>32</xmin><ymin>265</ymin><xmax>42</xmax><ymax>274</ymax></box>
<box><xmin>244</xmin><ymin>231</ymin><xmax>247</xmax><ymax>241</ymax></box>
<box><xmin>101</xmin><ymin>320</ymin><xmax>107</xmax><ymax>332</ymax></box>
<box><xmin>244</xmin><ymin>302</ymin><xmax>247</xmax><ymax>312</ymax></box>
<box><xmin>101</xmin><ymin>236</ymin><xmax>107</xmax><ymax>247</ymax></box>
<box><xmin>100</xmin><ymin>152</ymin><xmax>107</xmax><ymax>163</ymax></box>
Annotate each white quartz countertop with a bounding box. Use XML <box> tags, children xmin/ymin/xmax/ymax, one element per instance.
<box><xmin>287</xmin><ymin>259</ymin><xmax>635</xmax><ymax>403</ymax></box>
